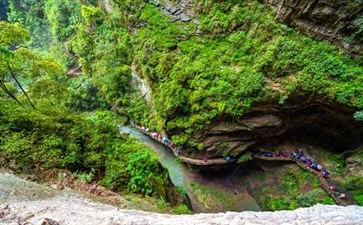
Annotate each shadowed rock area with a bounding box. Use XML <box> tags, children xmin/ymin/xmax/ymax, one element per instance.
<box><xmin>182</xmin><ymin>98</ymin><xmax>363</xmax><ymax>159</ymax></box>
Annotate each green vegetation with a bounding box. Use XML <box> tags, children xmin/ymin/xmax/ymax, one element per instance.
<box><xmin>266</xmin><ymin>189</ymin><xmax>334</xmax><ymax>211</ymax></box>
<box><xmin>0</xmin><ymin>99</ymin><xmax>171</xmax><ymax>197</ymax></box>
<box><xmin>5</xmin><ymin>0</ymin><xmax>362</xmax><ymax>150</ymax></box>
<box><xmin>256</xmin><ymin>167</ymin><xmax>334</xmax><ymax>211</ymax></box>
<box><xmin>341</xmin><ymin>148</ymin><xmax>363</xmax><ymax>205</ymax></box>
<box><xmin>0</xmin><ymin>19</ymin><xmax>171</xmax><ymax>200</ymax></box>
<box><xmin>353</xmin><ymin>189</ymin><xmax>363</xmax><ymax>205</ymax></box>
<box><xmin>237</xmin><ymin>152</ymin><xmax>252</xmax><ymax>163</ymax></box>
<box><xmin>189</xmin><ymin>181</ymin><xmax>242</xmax><ymax>211</ymax></box>
<box><xmin>171</xmin><ymin>204</ymin><xmax>193</xmax><ymax>214</ymax></box>
<box><xmin>7</xmin><ymin>0</ymin><xmax>53</xmax><ymax>49</ymax></box>
<box><xmin>130</xmin><ymin>0</ymin><xmax>363</xmax><ymax>148</ymax></box>
<box><xmin>2</xmin><ymin>0</ymin><xmax>362</xmax><ymax>212</ymax></box>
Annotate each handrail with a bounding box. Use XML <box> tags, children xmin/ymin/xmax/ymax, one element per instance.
<box><xmin>253</xmin><ymin>153</ymin><xmax>349</xmax><ymax>206</ymax></box>
<box><xmin>132</xmin><ymin>125</ymin><xmax>236</xmax><ymax>166</ymax></box>
<box><xmin>129</xmin><ymin>124</ymin><xmax>351</xmax><ymax>205</ymax></box>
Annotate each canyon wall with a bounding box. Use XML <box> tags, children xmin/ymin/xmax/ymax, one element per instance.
<box><xmin>191</xmin><ymin>99</ymin><xmax>363</xmax><ymax>159</ymax></box>
<box><xmin>261</xmin><ymin>0</ymin><xmax>363</xmax><ymax>57</ymax></box>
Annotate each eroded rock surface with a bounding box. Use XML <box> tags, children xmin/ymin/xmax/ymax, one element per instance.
<box><xmin>261</xmin><ymin>0</ymin><xmax>363</xmax><ymax>56</ymax></box>
<box><xmin>185</xmin><ymin>99</ymin><xmax>363</xmax><ymax>159</ymax></box>
<box><xmin>149</xmin><ymin>0</ymin><xmax>193</xmax><ymax>22</ymax></box>
<box><xmin>1</xmin><ymin>200</ymin><xmax>363</xmax><ymax>225</ymax></box>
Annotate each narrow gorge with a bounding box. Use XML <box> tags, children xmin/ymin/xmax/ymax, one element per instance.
<box><xmin>0</xmin><ymin>0</ymin><xmax>362</xmax><ymax>224</ymax></box>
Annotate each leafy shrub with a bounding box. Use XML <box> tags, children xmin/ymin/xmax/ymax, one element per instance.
<box><xmin>353</xmin><ymin>189</ymin><xmax>363</xmax><ymax>206</ymax></box>
<box><xmin>171</xmin><ymin>204</ymin><xmax>192</xmax><ymax>214</ymax></box>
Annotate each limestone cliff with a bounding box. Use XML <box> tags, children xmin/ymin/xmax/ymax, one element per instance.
<box><xmin>188</xmin><ymin>98</ymin><xmax>363</xmax><ymax>159</ymax></box>
<box><xmin>260</xmin><ymin>0</ymin><xmax>363</xmax><ymax>57</ymax></box>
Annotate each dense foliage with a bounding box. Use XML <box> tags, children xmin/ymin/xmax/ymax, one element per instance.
<box><xmin>1</xmin><ymin>0</ymin><xmax>362</xmax><ymax>210</ymax></box>
<box><xmin>0</xmin><ymin>19</ymin><xmax>171</xmax><ymax>198</ymax></box>
<box><xmin>132</xmin><ymin>1</ymin><xmax>362</xmax><ymax>149</ymax></box>
<box><xmin>6</xmin><ymin>0</ymin><xmax>361</xmax><ymax>148</ymax></box>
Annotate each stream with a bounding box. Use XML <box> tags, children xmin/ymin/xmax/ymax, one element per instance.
<box><xmin>119</xmin><ymin>126</ymin><xmax>261</xmax><ymax>213</ymax></box>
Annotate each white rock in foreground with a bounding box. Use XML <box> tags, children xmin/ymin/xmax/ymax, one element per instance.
<box><xmin>1</xmin><ymin>198</ymin><xmax>363</xmax><ymax>225</ymax></box>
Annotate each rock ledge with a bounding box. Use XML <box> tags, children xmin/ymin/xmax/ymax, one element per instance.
<box><xmin>1</xmin><ymin>199</ymin><xmax>362</xmax><ymax>225</ymax></box>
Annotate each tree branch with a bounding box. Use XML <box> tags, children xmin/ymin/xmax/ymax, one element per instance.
<box><xmin>7</xmin><ymin>63</ymin><xmax>35</xmax><ymax>109</ymax></box>
<box><xmin>0</xmin><ymin>81</ymin><xmax>23</xmax><ymax>106</ymax></box>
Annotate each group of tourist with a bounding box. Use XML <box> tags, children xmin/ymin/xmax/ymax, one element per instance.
<box><xmin>291</xmin><ymin>150</ymin><xmax>330</xmax><ymax>178</ymax></box>
<box><xmin>329</xmin><ymin>185</ymin><xmax>346</xmax><ymax>199</ymax></box>
<box><xmin>261</xmin><ymin>150</ymin><xmax>330</xmax><ymax>178</ymax></box>
<box><xmin>140</xmin><ymin>126</ymin><xmax>179</xmax><ymax>155</ymax></box>
<box><xmin>140</xmin><ymin>126</ymin><xmax>233</xmax><ymax>163</ymax></box>
<box><xmin>260</xmin><ymin>149</ymin><xmax>346</xmax><ymax>200</ymax></box>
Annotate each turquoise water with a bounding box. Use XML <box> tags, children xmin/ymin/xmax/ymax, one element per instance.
<box><xmin>119</xmin><ymin>125</ymin><xmax>261</xmax><ymax>212</ymax></box>
<box><xmin>118</xmin><ymin>126</ymin><xmax>185</xmax><ymax>187</ymax></box>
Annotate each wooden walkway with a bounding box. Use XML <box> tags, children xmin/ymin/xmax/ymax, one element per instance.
<box><xmin>61</xmin><ymin>41</ymin><xmax>83</xmax><ymax>76</ymax></box>
<box><xmin>130</xmin><ymin>124</ymin><xmax>353</xmax><ymax>206</ymax></box>
<box><xmin>133</xmin><ymin>125</ymin><xmax>236</xmax><ymax>166</ymax></box>
<box><xmin>66</xmin><ymin>65</ymin><xmax>82</xmax><ymax>76</ymax></box>
<box><xmin>253</xmin><ymin>153</ymin><xmax>350</xmax><ymax>206</ymax></box>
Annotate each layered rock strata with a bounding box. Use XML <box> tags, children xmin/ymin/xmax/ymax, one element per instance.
<box><xmin>188</xmin><ymin>99</ymin><xmax>363</xmax><ymax>158</ymax></box>
<box><xmin>261</xmin><ymin>0</ymin><xmax>363</xmax><ymax>56</ymax></box>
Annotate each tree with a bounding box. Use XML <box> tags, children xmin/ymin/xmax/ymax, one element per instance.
<box><xmin>0</xmin><ymin>21</ymin><xmax>64</xmax><ymax>108</ymax></box>
<box><xmin>0</xmin><ymin>21</ymin><xmax>33</xmax><ymax>107</ymax></box>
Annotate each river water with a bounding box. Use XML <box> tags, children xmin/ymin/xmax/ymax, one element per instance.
<box><xmin>119</xmin><ymin>126</ymin><xmax>261</xmax><ymax>212</ymax></box>
<box><xmin>118</xmin><ymin>126</ymin><xmax>185</xmax><ymax>187</ymax></box>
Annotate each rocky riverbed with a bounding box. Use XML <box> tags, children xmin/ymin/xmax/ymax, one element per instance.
<box><xmin>1</xmin><ymin>172</ymin><xmax>363</xmax><ymax>225</ymax></box>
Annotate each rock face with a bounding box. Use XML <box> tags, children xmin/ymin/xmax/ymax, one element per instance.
<box><xmin>2</xmin><ymin>171</ymin><xmax>362</xmax><ymax>224</ymax></box>
<box><xmin>260</xmin><ymin>0</ymin><xmax>363</xmax><ymax>57</ymax></box>
<box><xmin>149</xmin><ymin>0</ymin><xmax>194</xmax><ymax>22</ymax></box>
<box><xmin>1</xmin><ymin>200</ymin><xmax>363</xmax><ymax>225</ymax></box>
<box><xmin>189</xmin><ymin>98</ymin><xmax>363</xmax><ymax>158</ymax></box>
